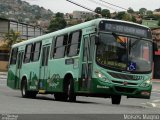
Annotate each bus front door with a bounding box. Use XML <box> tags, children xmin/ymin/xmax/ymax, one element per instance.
<box><xmin>80</xmin><ymin>35</ymin><xmax>94</xmax><ymax>91</ymax></box>
<box><xmin>39</xmin><ymin>45</ymin><xmax>50</xmax><ymax>90</ymax></box>
<box><xmin>16</xmin><ymin>51</ymin><xmax>24</xmax><ymax>89</ymax></box>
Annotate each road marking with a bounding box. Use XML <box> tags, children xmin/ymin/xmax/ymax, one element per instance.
<box><xmin>141</xmin><ymin>102</ymin><xmax>157</xmax><ymax>108</ymax></box>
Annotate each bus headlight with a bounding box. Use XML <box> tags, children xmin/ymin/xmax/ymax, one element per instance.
<box><xmin>98</xmin><ymin>72</ymin><xmax>104</xmax><ymax>78</ymax></box>
<box><xmin>140</xmin><ymin>79</ymin><xmax>152</xmax><ymax>87</ymax></box>
<box><xmin>95</xmin><ymin>71</ymin><xmax>110</xmax><ymax>82</ymax></box>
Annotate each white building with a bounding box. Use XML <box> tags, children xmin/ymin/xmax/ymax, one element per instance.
<box><xmin>73</xmin><ymin>11</ymin><xmax>95</xmax><ymax>19</ymax></box>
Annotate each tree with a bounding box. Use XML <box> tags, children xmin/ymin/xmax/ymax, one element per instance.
<box><xmin>127</xmin><ymin>7</ymin><xmax>134</xmax><ymax>14</ymax></box>
<box><xmin>139</xmin><ymin>8</ymin><xmax>147</xmax><ymax>15</ymax></box>
<box><xmin>95</xmin><ymin>7</ymin><xmax>102</xmax><ymax>14</ymax></box>
<box><xmin>115</xmin><ymin>12</ymin><xmax>133</xmax><ymax>22</ymax></box>
<box><xmin>146</xmin><ymin>10</ymin><xmax>153</xmax><ymax>16</ymax></box>
<box><xmin>2</xmin><ymin>30</ymin><xmax>22</xmax><ymax>49</ymax></box>
<box><xmin>131</xmin><ymin>16</ymin><xmax>136</xmax><ymax>23</ymax></box>
<box><xmin>55</xmin><ymin>12</ymin><xmax>64</xmax><ymax>18</ymax></box>
<box><xmin>122</xmin><ymin>13</ymin><xmax>132</xmax><ymax>21</ymax></box>
<box><xmin>47</xmin><ymin>12</ymin><xmax>67</xmax><ymax>33</ymax></box>
<box><xmin>101</xmin><ymin>9</ymin><xmax>111</xmax><ymax>18</ymax></box>
<box><xmin>116</xmin><ymin>11</ymin><xmax>126</xmax><ymax>20</ymax></box>
<box><xmin>47</xmin><ymin>17</ymin><xmax>67</xmax><ymax>33</ymax></box>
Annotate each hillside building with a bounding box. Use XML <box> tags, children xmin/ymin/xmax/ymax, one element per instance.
<box><xmin>0</xmin><ymin>17</ymin><xmax>44</xmax><ymax>71</ymax></box>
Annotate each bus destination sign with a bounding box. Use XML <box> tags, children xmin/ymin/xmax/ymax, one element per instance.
<box><xmin>99</xmin><ymin>21</ymin><xmax>151</xmax><ymax>39</ymax></box>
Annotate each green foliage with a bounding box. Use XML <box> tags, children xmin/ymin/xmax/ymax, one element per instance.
<box><xmin>122</xmin><ymin>13</ymin><xmax>132</xmax><ymax>21</ymax></box>
<box><xmin>139</xmin><ymin>8</ymin><xmax>147</xmax><ymax>15</ymax></box>
<box><xmin>116</xmin><ymin>12</ymin><xmax>126</xmax><ymax>20</ymax></box>
<box><xmin>101</xmin><ymin>9</ymin><xmax>111</xmax><ymax>18</ymax></box>
<box><xmin>2</xmin><ymin>30</ymin><xmax>22</xmax><ymax>49</ymax></box>
<box><xmin>115</xmin><ymin>12</ymin><xmax>134</xmax><ymax>22</ymax></box>
<box><xmin>95</xmin><ymin>7</ymin><xmax>102</xmax><ymax>14</ymax></box>
<box><xmin>146</xmin><ymin>10</ymin><xmax>153</xmax><ymax>16</ymax></box>
<box><xmin>47</xmin><ymin>13</ymin><xmax>67</xmax><ymax>33</ymax></box>
<box><xmin>94</xmin><ymin>7</ymin><xmax>111</xmax><ymax>18</ymax></box>
<box><xmin>127</xmin><ymin>7</ymin><xmax>134</xmax><ymax>13</ymax></box>
<box><xmin>55</xmin><ymin>12</ymin><xmax>64</xmax><ymax>18</ymax></box>
<box><xmin>131</xmin><ymin>16</ymin><xmax>136</xmax><ymax>23</ymax></box>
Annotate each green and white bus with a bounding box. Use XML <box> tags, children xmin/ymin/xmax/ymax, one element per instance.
<box><xmin>7</xmin><ymin>18</ymin><xmax>156</xmax><ymax>104</ymax></box>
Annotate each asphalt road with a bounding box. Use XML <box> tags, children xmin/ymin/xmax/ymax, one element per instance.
<box><xmin>0</xmin><ymin>75</ymin><xmax>160</xmax><ymax>120</ymax></box>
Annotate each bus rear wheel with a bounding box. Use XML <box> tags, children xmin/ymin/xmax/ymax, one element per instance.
<box><xmin>21</xmin><ymin>80</ymin><xmax>37</xmax><ymax>98</ymax></box>
<box><xmin>111</xmin><ymin>95</ymin><xmax>121</xmax><ymax>105</ymax></box>
<box><xmin>54</xmin><ymin>93</ymin><xmax>65</xmax><ymax>101</ymax></box>
<box><xmin>64</xmin><ymin>77</ymin><xmax>76</xmax><ymax>102</ymax></box>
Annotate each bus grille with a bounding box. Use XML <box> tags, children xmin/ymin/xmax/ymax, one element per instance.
<box><xmin>112</xmin><ymin>80</ymin><xmax>137</xmax><ymax>86</ymax></box>
<box><xmin>114</xmin><ymin>86</ymin><xmax>136</xmax><ymax>93</ymax></box>
<box><xmin>108</xmin><ymin>72</ymin><xmax>138</xmax><ymax>81</ymax></box>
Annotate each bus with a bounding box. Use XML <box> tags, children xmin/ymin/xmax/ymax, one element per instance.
<box><xmin>7</xmin><ymin>18</ymin><xmax>156</xmax><ymax>104</ymax></box>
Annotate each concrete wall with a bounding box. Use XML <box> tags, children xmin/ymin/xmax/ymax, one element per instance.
<box><xmin>0</xmin><ymin>61</ymin><xmax>8</xmax><ymax>72</ymax></box>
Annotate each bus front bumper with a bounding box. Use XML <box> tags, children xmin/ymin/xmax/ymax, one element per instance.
<box><xmin>92</xmin><ymin>80</ymin><xmax>152</xmax><ymax>99</ymax></box>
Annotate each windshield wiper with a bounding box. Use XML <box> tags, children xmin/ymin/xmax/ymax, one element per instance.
<box><xmin>112</xmin><ymin>32</ymin><xmax>126</xmax><ymax>47</ymax></box>
<box><xmin>128</xmin><ymin>38</ymin><xmax>141</xmax><ymax>54</ymax></box>
<box><xmin>129</xmin><ymin>37</ymin><xmax>141</xmax><ymax>49</ymax></box>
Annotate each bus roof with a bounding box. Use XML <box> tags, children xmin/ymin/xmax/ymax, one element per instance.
<box><xmin>12</xmin><ymin>18</ymin><xmax>150</xmax><ymax>48</ymax></box>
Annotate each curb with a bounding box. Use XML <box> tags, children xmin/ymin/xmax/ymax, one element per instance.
<box><xmin>0</xmin><ymin>72</ymin><xmax>7</xmax><ymax>79</ymax></box>
<box><xmin>0</xmin><ymin>72</ymin><xmax>7</xmax><ymax>75</ymax></box>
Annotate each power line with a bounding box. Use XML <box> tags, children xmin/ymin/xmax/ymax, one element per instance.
<box><xmin>99</xmin><ymin>0</ymin><xmax>128</xmax><ymax>11</ymax></box>
<box><xmin>87</xmin><ymin>0</ymin><xmax>119</xmax><ymax>12</ymax></box>
<box><xmin>66</xmin><ymin>0</ymin><xmax>97</xmax><ymax>14</ymax></box>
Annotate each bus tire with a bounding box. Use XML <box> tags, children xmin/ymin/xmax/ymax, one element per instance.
<box><xmin>64</xmin><ymin>77</ymin><xmax>76</xmax><ymax>102</ymax></box>
<box><xmin>111</xmin><ymin>95</ymin><xmax>121</xmax><ymax>105</ymax></box>
<box><xmin>54</xmin><ymin>93</ymin><xmax>65</xmax><ymax>101</ymax></box>
<box><xmin>21</xmin><ymin>80</ymin><xmax>37</xmax><ymax>98</ymax></box>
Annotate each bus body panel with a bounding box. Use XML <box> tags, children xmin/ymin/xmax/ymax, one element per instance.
<box><xmin>7</xmin><ymin>18</ymin><xmax>153</xmax><ymax>101</ymax></box>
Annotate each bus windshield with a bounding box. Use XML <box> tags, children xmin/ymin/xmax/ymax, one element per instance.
<box><xmin>96</xmin><ymin>33</ymin><xmax>152</xmax><ymax>73</ymax></box>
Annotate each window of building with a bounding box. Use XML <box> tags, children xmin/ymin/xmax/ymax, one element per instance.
<box><xmin>32</xmin><ymin>41</ymin><xmax>42</xmax><ymax>62</ymax></box>
<box><xmin>53</xmin><ymin>35</ymin><xmax>68</xmax><ymax>59</ymax></box>
<box><xmin>24</xmin><ymin>44</ymin><xmax>32</xmax><ymax>63</ymax></box>
<box><xmin>67</xmin><ymin>31</ymin><xmax>82</xmax><ymax>57</ymax></box>
<box><xmin>10</xmin><ymin>48</ymin><xmax>18</xmax><ymax>65</ymax></box>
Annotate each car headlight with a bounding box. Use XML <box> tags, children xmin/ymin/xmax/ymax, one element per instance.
<box><xmin>95</xmin><ymin>71</ymin><xmax>110</xmax><ymax>83</ymax></box>
<box><xmin>140</xmin><ymin>79</ymin><xmax>152</xmax><ymax>87</ymax></box>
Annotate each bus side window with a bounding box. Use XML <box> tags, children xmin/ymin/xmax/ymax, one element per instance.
<box><xmin>67</xmin><ymin>31</ymin><xmax>82</xmax><ymax>57</ymax></box>
<box><xmin>31</xmin><ymin>41</ymin><xmax>42</xmax><ymax>62</ymax></box>
<box><xmin>10</xmin><ymin>48</ymin><xmax>18</xmax><ymax>65</ymax></box>
<box><xmin>23</xmin><ymin>44</ymin><xmax>32</xmax><ymax>63</ymax></box>
<box><xmin>53</xmin><ymin>35</ymin><xmax>68</xmax><ymax>59</ymax></box>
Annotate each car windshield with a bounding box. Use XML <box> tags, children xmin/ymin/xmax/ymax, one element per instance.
<box><xmin>96</xmin><ymin>33</ymin><xmax>152</xmax><ymax>73</ymax></box>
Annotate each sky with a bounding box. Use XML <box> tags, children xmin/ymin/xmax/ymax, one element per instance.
<box><xmin>23</xmin><ymin>0</ymin><xmax>160</xmax><ymax>13</ymax></box>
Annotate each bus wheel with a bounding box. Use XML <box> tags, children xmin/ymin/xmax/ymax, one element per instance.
<box><xmin>21</xmin><ymin>80</ymin><xmax>37</xmax><ymax>98</ymax></box>
<box><xmin>54</xmin><ymin>93</ymin><xmax>65</xmax><ymax>101</ymax></box>
<box><xmin>111</xmin><ymin>95</ymin><xmax>121</xmax><ymax>105</ymax></box>
<box><xmin>65</xmin><ymin>78</ymin><xmax>76</xmax><ymax>102</ymax></box>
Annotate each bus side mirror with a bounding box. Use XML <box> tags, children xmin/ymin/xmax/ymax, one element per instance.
<box><xmin>95</xmin><ymin>35</ymin><xmax>100</xmax><ymax>45</ymax></box>
<box><xmin>153</xmin><ymin>42</ymin><xmax>158</xmax><ymax>61</ymax></box>
<box><xmin>153</xmin><ymin>42</ymin><xmax>158</xmax><ymax>52</ymax></box>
